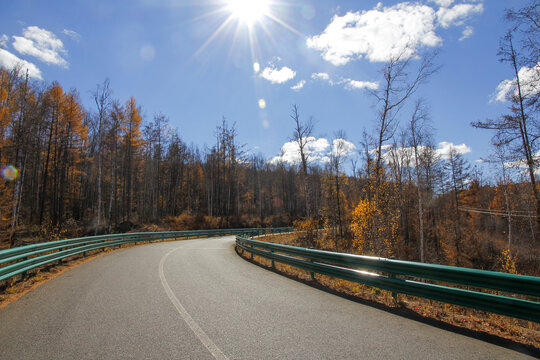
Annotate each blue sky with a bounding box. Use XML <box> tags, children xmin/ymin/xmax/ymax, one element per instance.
<box><xmin>0</xmin><ymin>0</ymin><xmax>528</xmax><ymax>172</ymax></box>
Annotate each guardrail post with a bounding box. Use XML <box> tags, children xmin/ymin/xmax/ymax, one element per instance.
<box><xmin>390</xmin><ymin>273</ymin><xmax>398</xmax><ymax>303</ymax></box>
<box><xmin>21</xmin><ymin>257</ymin><xmax>28</xmax><ymax>279</ymax></box>
<box><xmin>58</xmin><ymin>248</ymin><xmax>64</xmax><ymax>265</ymax></box>
<box><xmin>390</xmin><ymin>256</ymin><xmax>398</xmax><ymax>303</ymax></box>
<box><xmin>309</xmin><ymin>250</ymin><xmax>315</xmax><ymax>281</ymax></box>
<box><xmin>271</xmin><ymin>250</ymin><xmax>275</xmax><ymax>269</ymax></box>
<box><xmin>250</xmin><ymin>245</ymin><xmax>254</xmax><ymax>260</ymax></box>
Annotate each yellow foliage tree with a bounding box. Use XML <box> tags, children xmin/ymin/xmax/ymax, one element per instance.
<box><xmin>351</xmin><ymin>168</ymin><xmax>399</xmax><ymax>257</ymax></box>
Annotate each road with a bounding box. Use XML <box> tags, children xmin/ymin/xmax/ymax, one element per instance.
<box><xmin>0</xmin><ymin>236</ymin><xmax>535</xmax><ymax>359</ymax></box>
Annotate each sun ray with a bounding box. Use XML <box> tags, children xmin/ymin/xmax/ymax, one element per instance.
<box><xmin>248</xmin><ymin>23</ymin><xmax>259</xmax><ymax>62</ymax></box>
<box><xmin>190</xmin><ymin>14</ymin><xmax>235</xmax><ymax>61</ymax></box>
<box><xmin>226</xmin><ymin>21</ymin><xmax>244</xmax><ymax>61</ymax></box>
<box><xmin>265</xmin><ymin>12</ymin><xmax>305</xmax><ymax>38</ymax></box>
<box><xmin>257</xmin><ymin>19</ymin><xmax>281</xmax><ymax>49</ymax></box>
<box><xmin>184</xmin><ymin>7</ymin><xmax>229</xmax><ymax>24</ymax></box>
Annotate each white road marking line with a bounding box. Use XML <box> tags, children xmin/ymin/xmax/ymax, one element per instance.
<box><xmin>159</xmin><ymin>246</ymin><xmax>229</xmax><ymax>360</ymax></box>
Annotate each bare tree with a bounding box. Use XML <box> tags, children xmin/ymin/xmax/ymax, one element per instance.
<box><xmin>473</xmin><ymin>31</ymin><xmax>540</xmax><ymax>239</ymax></box>
<box><xmin>408</xmin><ymin>99</ymin><xmax>432</xmax><ymax>262</ymax></box>
<box><xmin>506</xmin><ymin>0</ymin><xmax>539</xmax><ymax>70</ymax></box>
<box><xmin>506</xmin><ymin>1</ymin><xmax>540</xmax><ymax>115</ymax></box>
<box><xmin>443</xmin><ymin>148</ymin><xmax>471</xmax><ymax>265</ymax></box>
<box><xmin>492</xmin><ymin>139</ymin><xmax>514</xmax><ymax>252</ymax></box>
<box><xmin>371</xmin><ymin>49</ymin><xmax>439</xmax><ymax>180</ymax></box>
<box><xmin>328</xmin><ymin>131</ymin><xmax>348</xmax><ymax>240</ymax></box>
<box><xmin>106</xmin><ymin>101</ymin><xmax>123</xmax><ymax>232</ymax></box>
<box><xmin>359</xmin><ymin>129</ymin><xmax>374</xmax><ymax>180</ymax></box>
<box><xmin>9</xmin><ymin>71</ymin><xmax>29</xmax><ymax>246</ymax></box>
<box><xmin>93</xmin><ymin>79</ymin><xmax>112</xmax><ymax>234</ymax></box>
<box><xmin>290</xmin><ymin>104</ymin><xmax>314</xmax><ymax>218</ymax></box>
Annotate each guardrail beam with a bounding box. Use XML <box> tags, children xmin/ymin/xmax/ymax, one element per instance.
<box><xmin>0</xmin><ymin>228</ymin><xmax>293</xmax><ymax>284</ymax></box>
<box><xmin>235</xmin><ymin>236</ymin><xmax>540</xmax><ymax>322</ymax></box>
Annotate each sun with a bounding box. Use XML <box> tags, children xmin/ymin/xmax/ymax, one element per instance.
<box><xmin>226</xmin><ymin>0</ymin><xmax>270</xmax><ymax>25</ymax></box>
<box><xmin>189</xmin><ymin>0</ymin><xmax>303</xmax><ymax>62</ymax></box>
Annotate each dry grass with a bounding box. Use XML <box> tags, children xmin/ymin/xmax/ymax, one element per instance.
<box><xmin>241</xmin><ymin>234</ymin><xmax>540</xmax><ymax>351</ymax></box>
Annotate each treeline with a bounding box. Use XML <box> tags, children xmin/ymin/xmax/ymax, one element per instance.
<box><xmin>0</xmin><ymin>71</ymin><xmax>311</xmax><ymax>245</ymax></box>
<box><xmin>0</xmin><ymin>66</ymin><xmax>538</xmax><ymax>274</ymax></box>
<box><xmin>1</xmin><ymin>1</ymin><xmax>538</xmax><ymax>275</ymax></box>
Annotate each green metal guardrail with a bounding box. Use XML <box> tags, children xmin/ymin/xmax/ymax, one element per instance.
<box><xmin>235</xmin><ymin>236</ymin><xmax>540</xmax><ymax>322</ymax></box>
<box><xmin>0</xmin><ymin>227</ymin><xmax>293</xmax><ymax>283</ymax></box>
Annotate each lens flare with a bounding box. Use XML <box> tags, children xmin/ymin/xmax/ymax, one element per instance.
<box><xmin>258</xmin><ymin>98</ymin><xmax>266</xmax><ymax>109</ymax></box>
<box><xmin>140</xmin><ymin>45</ymin><xmax>156</xmax><ymax>62</ymax></box>
<box><xmin>253</xmin><ymin>62</ymin><xmax>260</xmax><ymax>73</ymax></box>
<box><xmin>301</xmin><ymin>5</ymin><xmax>315</xmax><ymax>20</ymax></box>
<box><xmin>1</xmin><ymin>165</ymin><xmax>18</xmax><ymax>181</ymax></box>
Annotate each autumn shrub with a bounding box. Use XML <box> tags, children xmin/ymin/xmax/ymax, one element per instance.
<box><xmin>140</xmin><ymin>223</ymin><xmax>161</xmax><ymax>232</ymax></box>
<box><xmin>36</xmin><ymin>220</ymin><xmax>67</xmax><ymax>242</ymax></box>
<box><xmin>293</xmin><ymin>218</ymin><xmax>320</xmax><ymax>247</ymax></box>
<box><xmin>465</xmin><ymin>232</ymin><xmax>506</xmax><ymax>270</ymax></box>
<box><xmin>203</xmin><ymin>216</ymin><xmax>223</xmax><ymax>229</ymax></box>
<box><xmin>167</xmin><ymin>213</ymin><xmax>195</xmax><ymax>230</ymax></box>
<box><xmin>61</xmin><ymin>218</ymin><xmax>82</xmax><ymax>238</ymax></box>
<box><xmin>499</xmin><ymin>248</ymin><xmax>518</xmax><ymax>274</ymax></box>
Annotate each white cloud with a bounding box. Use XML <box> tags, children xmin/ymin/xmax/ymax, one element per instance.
<box><xmin>375</xmin><ymin>141</ymin><xmax>471</xmax><ymax>166</ymax></box>
<box><xmin>260</xmin><ymin>65</ymin><xmax>296</xmax><ymax>84</ymax></box>
<box><xmin>0</xmin><ymin>35</ymin><xmax>8</xmax><ymax>49</ymax></box>
<box><xmin>271</xmin><ymin>137</ymin><xmax>329</xmax><ymax>165</ymax></box>
<box><xmin>271</xmin><ymin>137</ymin><xmax>356</xmax><ymax>165</ymax></box>
<box><xmin>384</xmin><ymin>146</ymin><xmax>415</xmax><ymax>167</ymax></box>
<box><xmin>291</xmin><ymin>79</ymin><xmax>306</xmax><ymax>91</ymax></box>
<box><xmin>436</xmin><ymin>3</ymin><xmax>483</xmax><ymax>29</ymax></box>
<box><xmin>270</xmin><ymin>136</ymin><xmax>330</xmax><ymax>165</ymax></box>
<box><xmin>459</xmin><ymin>26</ymin><xmax>474</xmax><ymax>41</ymax></box>
<box><xmin>311</xmin><ymin>72</ymin><xmax>334</xmax><ymax>86</ymax></box>
<box><xmin>429</xmin><ymin>0</ymin><xmax>454</xmax><ymax>7</ymax></box>
<box><xmin>341</xmin><ymin>78</ymin><xmax>379</xmax><ymax>91</ymax></box>
<box><xmin>306</xmin><ymin>3</ymin><xmax>442</xmax><ymax>64</ymax></box>
<box><xmin>436</xmin><ymin>141</ymin><xmax>471</xmax><ymax>159</ymax></box>
<box><xmin>372</xmin><ymin>144</ymin><xmax>420</xmax><ymax>167</ymax></box>
<box><xmin>331</xmin><ymin>138</ymin><xmax>356</xmax><ymax>157</ymax></box>
<box><xmin>0</xmin><ymin>48</ymin><xmax>42</xmax><ymax>79</ymax></box>
<box><xmin>492</xmin><ymin>63</ymin><xmax>540</xmax><ymax>103</ymax></box>
<box><xmin>311</xmin><ymin>72</ymin><xmax>330</xmax><ymax>81</ymax></box>
<box><xmin>311</xmin><ymin>72</ymin><xmax>377</xmax><ymax>91</ymax></box>
<box><xmin>13</xmin><ymin>26</ymin><xmax>68</xmax><ymax>67</ymax></box>
<box><xmin>63</xmin><ymin>29</ymin><xmax>81</xmax><ymax>42</ymax></box>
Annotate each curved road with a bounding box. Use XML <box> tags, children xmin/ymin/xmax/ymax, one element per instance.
<box><xmin>0</xmin><ymin>237</ymin><xmax>534</xmax><ymax>359</ymax></box>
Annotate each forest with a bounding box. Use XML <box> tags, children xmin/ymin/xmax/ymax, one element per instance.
<box><xmin>0</xmin><ymin>2</ymin><xmax>538</xmax><ymax>276</ymax></box>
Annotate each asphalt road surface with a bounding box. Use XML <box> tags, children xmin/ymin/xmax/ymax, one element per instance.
<box><xmin>0</xmin><ymin>236</ymin><xmax>535</xmax><ymax>359</ymax></box>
